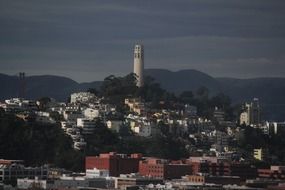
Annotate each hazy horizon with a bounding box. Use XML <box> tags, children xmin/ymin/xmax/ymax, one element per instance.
<box><xmin>2</xmin><ymin>67</ymin><xmax>285</xmax><ymax>84</ymax></box>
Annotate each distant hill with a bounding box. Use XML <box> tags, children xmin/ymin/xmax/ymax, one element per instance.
<box><xmin>0</xmin><ymin>74</ymin><xmax>101</xmax><ymax>102</ymax></box>
<box><xmin>217</xmin><ymin>77</ymin><xmax>285</xmax><ymax>121</ymax></box>
<box><xmin>144</xmin><ymin>69</ymin><xmax>221</xmax><ymax>95</ymax></box>
<box><xmin>145</xmin><ymin>70</ymin><xmax>285</xmax><ymax>120</ymax></box>
<box><xmin>1</xmin><ymin>70</ymin><xmax>285</xmax><ymax>120</ymax></box>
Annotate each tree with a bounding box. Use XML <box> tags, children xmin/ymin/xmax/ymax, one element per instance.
<box><xmin>49</xmin><ymin>111</ymin><xmax>62</xmax><ymax>122</ymax></box>
<box><xmin>87</xmin><ymin>88</ymin><xmax>99</xmax><ymax>96</ymax></box>
<box><xmin>158</xmin><ymin>121</ymin><xmax>169</xmax><ymax>136</ymax></box>
<box><xmin>179</xmin><ymin>91</ymin><xmax>194</xmax><ymax>104</ymax></box>
<box><xmin>100</xmin><ymin>73</ymin><xmax>138</xmax><ymax>105</ymax></box>
<box><xmin>196</xmin><ymin>86</ymin><xmax>209</xmax><ymax>100</ymax></box>
<box><xmin>37</xmin><ymin>97</ymin><xmax>51</xmax><ymax>110</ymax></box>
<box><xmin>0</xmin><ymin>113</ymin><xmax>84</xmax><ymax>171</ymax></box>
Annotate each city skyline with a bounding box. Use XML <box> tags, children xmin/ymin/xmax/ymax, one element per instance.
<box><xmin>0</xmin><ymin>0</ymin><xmax>285</xmax><ymax>82</ymax></box>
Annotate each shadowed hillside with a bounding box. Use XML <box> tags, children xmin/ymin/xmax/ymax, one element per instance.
<box><xmin>1</xmin><ymin>70</ymin><xmax>285</xmax><ymax>120</ymax></box>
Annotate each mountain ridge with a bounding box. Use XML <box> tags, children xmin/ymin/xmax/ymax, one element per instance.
<box><xmin>1</xmin><ymin>70</ymin><xmax>285</xmax><ymax>120</ymax></box>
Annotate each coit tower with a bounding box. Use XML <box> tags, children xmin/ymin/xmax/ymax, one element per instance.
<box><xmin>133</xmin><ymin>44</ymin><xmax>144</xmax><ymax>87</ymax></box>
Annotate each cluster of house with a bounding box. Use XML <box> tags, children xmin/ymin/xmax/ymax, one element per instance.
<box><xmin>1</xmin><ymin>93</ymin><xmax>285</xmax><ymax>162</ymax></box>
<box><xmin>2</xmin><ymin>153</ymin><xmax>285</xmax><ymax>190</ymax></box>
<box><xmin>0</xmin><ymin>93</ymin><xmax>229</xmax><ymax>153</ymax></box>
<box><xmin>0</xmin><ymin>93</ymin><xmax>114</xmax><ymax>150</ymax></box>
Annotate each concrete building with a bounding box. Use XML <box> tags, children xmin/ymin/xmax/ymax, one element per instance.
<box><xmin>134</xmin><ymin>125</ymin><xmax>152</xmax><ymax>137</ymax></box>
<box><xmin>114</xmin><ymin>173</ymin><xmax>163</xmax><ymax>189</ymax></box>
<box><xmin>85</xmin><ymin>168</ymin><xmax>109</xmax><ymax>178</ymax></box>
<box><xmin>264</xmin><ymin>122</ymin><xmax>285</xmax><ymax>135</ymax></box>
<box><xmin>258</xmin><ymin>166</ymin><xmax>285</xmax><ymax>179</ymax></box>
<box><xmin>125</xmin><ymin>98</ymin><xmax>147</xmax><ymax>115</ymax></box>
<box><xmin>17</xmin><ymin>175</ymin><xmax>114</xmax><ymax>190</ymax></box>
<box><xmin>77</xmin><ymin>118</ymin><xmax>96</xmax><ymax>135</ymax></box>
<box><xmin>83</xmin><ymin>108</ymin><xmax>99</xmax><ymax>119</ymax></box>
<box><xmin>215</xmin><ymin>131</ymin><xmax>229</xmax><ymax>153</ymax></box>
<box><xmin>139</xmin><ymin>158</ymin><xmax>192</xmax><ymax>180</ymax></box>
<box><xmin>0</xmin><ymin>160</ymin><xmax>48</xmax><ymax>183</ymax></box>
<box><xmin>133</xmin><ymin>44</ymin><xmax>144</xmax><ymax>87</ymax></box>
<box><xmin>63</xmin><ymin>110</ymin><xmax>83</xmax><ymax>121</ymax></box>
<box><xmin>106</xmin><ymin>120</ymin><xmax>123</xmax><ymax>133</ymax></box>
<box><xmin>2</xmin><ymin>98</ymin><xmax>37</xmax><ymax>112</ymax></box>
<box><xmin>253</xmin><ymin>148</ymin><xmax>268</xmax><ymax>161</ymax></box>
<box><xmin>70</xmin><ymin>92</ymin><xmax>97</xmax><ymax>104</ymax></box>
<box><xmin>190</xmin><ymin>161</ymin><xmax>257</xmax><ymax>180</ymax></box>
<box><xmin>184</xmin><ymin>175</ymin><xmax>241</xmax><ymax>185</ymax></box>
<box><xmin>240</xmin><ymin>98</ymin><xmax>261</xmax><ymax>126</ymax></box>
<box><xmin>17</xmin><ymin>178</ymin><xmax>49</xmax><ymax>190</ymax></box>
<box><xmin>73</xmin><ymin>139</ymin><xmax>87</xmax><ymax>150</ymax></box>
<box><xmin>213</xmin><ymin>107</ymin><xmax>225</xmax><ymax>123</ymax></box>
<box><xmin>240</xmin><ymin>112</ymin><xmax>250</xmax><ymax>126</ymax></box>
<box><xmin>251</xmin><ymin>98</ymin><xmax>261</xmax><ymax>125</ymax></box>
<box><xmin>184</xmin><ymin>104</ymin><xmax>197</xmax><ymax>117</ymax></box>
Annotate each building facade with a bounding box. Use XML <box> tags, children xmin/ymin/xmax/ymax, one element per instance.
<box><xmin>0</xmin><ymin>160</ymin><xmax>48</xmax><ymax>183</ymax></box>
<box><xmin>133</xmin><ymin>44</ymin><xmax>144</xmax><ymax>87</ymax></box>
<box><xmin>240</xmin><ymin>98</ymin><xmax>261</xmax><ymax>126</ymax></box>
<box><xmin>139</xmin><ymin>158</ymin><xmax>192</xmax><ymax>180</ymax></box>
<box><xmin>85</xmin><ymin>152</ymin><xmax>142</xmax><ymax>177</ymax></box>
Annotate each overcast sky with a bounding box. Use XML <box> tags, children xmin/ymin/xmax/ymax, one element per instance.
<box><xmin>0</xmin><ymin>0</ymin><xmax>284</xmax><ymax>82</ymax></box>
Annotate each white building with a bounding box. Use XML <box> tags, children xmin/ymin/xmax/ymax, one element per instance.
<box><xmin>213</xmin><ymin>107</ymin><xmax>225</xmax><ymax>123</ymax></box>
<box><xmin>0</xmin><ymin>160</ymin><xmax>48</xmax><ymax>183</ymax></box>
<box><xmin>63</xmin><ymin>110</ymin><xmax>83</xmax><ymax>121</ymax></box>
<box><xmin>70</xmin><ymin>92</ymin><xmax>97</xmax><ymax>104</ymax></box>
<box><xmin>133</xmin><ymin>44</ymin><xmax>144</xmax><ymax>87</ymax></box>
<box><xmin>35</xmin><ymin>116</ymin><xmax>56</xmax><ymax>124</ymax></box>
<box><xmin>240</xmin><ymin>112</ymin><xmax>250</xmax><ymax>126</ymax></box>
<box><xmin>134</xmin><ymin>125</ymin><xmax>152</xmax><ymax>137</ymax></box>
<box><xmin>83</xmin><ymin>108</ymin><xmax>99</xmax><ymax>119</ymax></box>
<box><xmin>3</xmin><ymin>98</ymin><xmax>37</xmax><ymax>111</ymax></box>
<box><xmin>106</xmin><ymin>120</ymin><xmax>123</xmax><ymax>133</ymax></box>
<box><xmin>239</xmin><ymin>98</ymin><xmax>261</xmax><ymax>126</ymax></box>
<box><xmin>184</xmin><ymin>104</ymin><xmax>197</xmax><ymax>117</ymax></box>
<box><xmin>86</xmin><ymin>168</ymin><xmax>109</xmax><ymax>178</ymax></box>
<box><xmin>17</xmin><ymin>178</ymin><xmax>49</xmax><ymax>190</ymax></box>
<box><xmin>77</xmin><ymin>118</ymin><xmax>96</xmax><ymax>135</ymax></box>
<box><xmin>264</xmin><ymin>121</ymin><xmax>285</xmax><ymax>135</ymax></box>
<box><xmin>213</xmin><ymin>131</ymin><xmax>229</xmax><ymax>153</ymax></box>
<box><xmin>131</xmin><ymin>120</ymin><xmax>155</xmax><ymax>137</ymax></box>
<box><xmin>74</xmin><ymin>139</ymin><xmax>87</xmax><ymax>150</ymax></box>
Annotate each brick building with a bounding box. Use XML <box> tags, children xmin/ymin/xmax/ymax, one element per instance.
<box><xmin>258</xmin><ymin>166</ymin><xmax>285</xmax><ymax>179</ymax></box>
<box><xmin>114</xmin><ymin>174</ymin><xmax>163</xmax><ymax>189</ymax></box>
<box><xmin>190</xmin><ymin>161</ymin><xmax>257</xmax><ymax>180</ymax></box>
<box><xmin>85</xmin><ymin>152</ymin><xmax>142</xmax><ymax>177</ymax></box>
<box><xmin>139</xmin><ymin>158</ymin><xmax>192</xmax><ymax>179</ymax></box>
<box><xmin>184</xmin><ymin>175</ymin><xmax>241</xmax><ymax>185</ymax></box>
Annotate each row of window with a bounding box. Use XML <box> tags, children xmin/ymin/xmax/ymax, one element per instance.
<box><xmin>0</xmin><ymin>170</ymin><xmax>47</xmax><ymax>176</ymax></box>
<box><xmin>134</xmin><ymin>53</ymin><xmax>143</xmax><ymax>58</ymax></box>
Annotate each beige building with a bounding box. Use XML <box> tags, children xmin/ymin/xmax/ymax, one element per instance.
<box><xmin>239</xmin><ymin>98</ymin><xmax>261</xmax><ymax>126</ymax></box>
<box><xmin>240</xmin><ymin>112</ymin><xmax>250</xmax><ymax>126</ymax></box>
<box><xmin>125</xmin><ymin>98</ymin><xmax>146</xmax><ymax>115</ymax></box>
<box><xmin>254</xmin><ymin>148</ymin><xmax>268</xmax><ymax>161</ymax></box>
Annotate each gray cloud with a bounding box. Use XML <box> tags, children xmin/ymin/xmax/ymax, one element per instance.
<box><xmin>0</xmin><ymin>0</ymin><xmax>285</xmax><ymax>82</ymax></box>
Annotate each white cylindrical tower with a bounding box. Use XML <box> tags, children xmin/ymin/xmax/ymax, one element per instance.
<box><xmin>133</xmin><ymin>44</ymin><xmax>144</xmax><ymax>87</ymax></box>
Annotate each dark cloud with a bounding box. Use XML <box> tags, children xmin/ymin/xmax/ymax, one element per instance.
<box><xmin>0</xmin><ymin>0</ymin><xmax>284</xmax><ymax>82</ymax></box>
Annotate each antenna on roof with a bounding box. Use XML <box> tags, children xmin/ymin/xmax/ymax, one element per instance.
<box><xmin>19</xmin><ymin>72</ymin><xmax>26</xmax><ymax>98</ymax></box>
